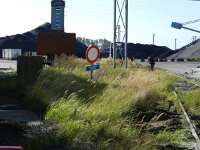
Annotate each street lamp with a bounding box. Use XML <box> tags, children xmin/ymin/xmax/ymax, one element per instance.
<box><xmin>171</xmin><ymin>21</ymin><xmax>200</xmax><ymax>33</ymax></box>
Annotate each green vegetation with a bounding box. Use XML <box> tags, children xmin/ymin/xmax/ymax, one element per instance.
<box><xmin>21</xmin><ymin>55</ymin><xmax>191</xmax><ymax>149</ymax></box>
<box><xmin>180</xmin><ymin>88</ymin><xmax>200</xmax><ymax>116</ymax></box>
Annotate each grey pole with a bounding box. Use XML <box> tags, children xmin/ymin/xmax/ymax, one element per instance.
<box><xmin>109</xmin><ymin>43</ymin><xmax>112</xmax><ymax>59</ymax></box>
<box><xmin>153</xmin><ymin>33</ymin><xmax>155</xmax><ymax>45</ymax></box>
<box><xmin>113</xmin><ymin>0</ymin><xmax>117</xmax><ymax>69</ymax></box>
<box><xmin>175</xmin><ymin>38</ymin><xmax>177</xmax><ymax>50</ymax></box>
<box><xmin>125</xmin><ymin>0</ymin><xmax>128</xmax><ymax>69</ymax></box>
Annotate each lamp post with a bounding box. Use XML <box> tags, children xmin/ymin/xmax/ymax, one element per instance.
<box><xmin>175</xmin><ymin>38</ymin><xmax>177</xmax><ymax>50</ymax></box>
<box><xmin>171</xmin><ymin>22</ymin><xmax>200</xmax><ymax>33</ymax></box>
<box><xmin>153</xmin><ymin>33</ymin><xmax>155</xmax><ymax>45</ymax></box>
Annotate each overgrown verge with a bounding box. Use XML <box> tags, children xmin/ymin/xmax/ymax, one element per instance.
<box><xmin>23</xmin><ymin>55</ymin><xmax>190</xmax><ymax>149</ymax></box>
<box><xmin>178</xmin><ymin>83</ymin><xmax>200</xmax><ymax>137</ymax></box>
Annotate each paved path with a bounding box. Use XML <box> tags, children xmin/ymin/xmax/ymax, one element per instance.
<box><xmin>0</xmin><ymin>96</ymin><xmax>42</xmax><ymax>125</ymax></box>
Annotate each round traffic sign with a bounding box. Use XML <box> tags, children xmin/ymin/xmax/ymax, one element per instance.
<box><xmin>85</xmin><ymin>45</ymin><xmax>100</xmax><ymax>63</ymax></box>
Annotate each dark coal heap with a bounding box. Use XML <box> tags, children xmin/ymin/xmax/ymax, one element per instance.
<box><xmin>0</xmin><ymin>22</ymin><xmax>175</xmax><ymax>59</ymax></box>
<box><xmin>0</xmin><ymin>23</ymin><xmax>51</xmax><ymax>53</ymax></box>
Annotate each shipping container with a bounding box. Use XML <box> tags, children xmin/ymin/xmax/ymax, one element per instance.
<box><xmin>37</xmin><ymin>32</ymin><xmax>76</xmax><ymax>56</ymax></box>
<box><xmin>2</xmin><ymin>49</ymin><xmax>21</xmax><ymax>60</ymax></box>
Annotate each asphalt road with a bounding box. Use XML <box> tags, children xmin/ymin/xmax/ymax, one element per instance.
<box><xmin>0</xmin><ymin>96</ymin><xmax>41</xmax><ymax>125</ymax></box>
<box><xmin>137</xmin><ymin>60</ymin><xmax>200</xmax><ymax>80</ymax></box>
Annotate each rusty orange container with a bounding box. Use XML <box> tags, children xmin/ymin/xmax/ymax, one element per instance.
<box><xmin>37</xmin><ymin>32</ymin><xmax>76</xmax><ymax>56</ymax></box>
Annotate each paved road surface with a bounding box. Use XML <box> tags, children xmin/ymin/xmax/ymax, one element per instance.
<box><xmin>0</xmin><ymin>96</ymin><xmax>41</xmax><ymax>125</ymax></box>
<box><xmin>137</xmin><ymin>60</ymin><xmax>200</xmax><ymax>80</ymax></box>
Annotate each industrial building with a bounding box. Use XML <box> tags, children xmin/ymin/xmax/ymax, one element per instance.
<box><xmin>2</xmin><ymin>49</ymin><xmax>21</xmax><ymax>60</ymax></box>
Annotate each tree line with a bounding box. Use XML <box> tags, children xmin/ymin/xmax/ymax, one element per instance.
<box><xmin>77</xmin><ymin>37</ymin><xmax>111</xmax><ymax>50</ymax></box>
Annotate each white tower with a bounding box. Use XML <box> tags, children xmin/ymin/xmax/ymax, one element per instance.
<box><xmin>51</xmin><ymin>0</ymin><xmax>65</xmax><ymax>31</ymax></box>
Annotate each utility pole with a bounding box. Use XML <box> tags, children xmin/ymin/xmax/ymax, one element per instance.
<box><xmin>125</xmin><ymin>0</ymin><xmax>128</xmax><ymax>69</ymax></box>
<box><xmin>153</xmin><ymin>33</ymin><xmax>155</xmax><ymax>45</ymax></box>
<box><xmin>113</xmin><ymin>0</ymin><xmax>128</xmax><ymax>69</ymax></box>
<box><xmin>175</xmin><ymin>38</ymin><xmax>177</xmax><ymax>50</ymax></box>
<box><xmin>113</xmin><ymin>0</ymin><xmax>117</xmax><ymax>69</ymax></box>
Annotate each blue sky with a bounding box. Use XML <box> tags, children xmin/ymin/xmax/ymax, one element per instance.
<box><xmin>0</xmin><ymin>0</ymin><xmax>200</xmax><ymax>50</ymax></box>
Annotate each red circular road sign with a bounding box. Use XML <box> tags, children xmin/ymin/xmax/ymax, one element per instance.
<box><xmin>85</xmin><ymin>45</ymin><xmax>100</xmax><ymax>63</ymax></box>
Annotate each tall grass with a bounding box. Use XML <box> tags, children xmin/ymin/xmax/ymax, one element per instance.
<box><xmin>25</xmin><ymin>55</ymin><xmax>186</xmax><ymax>149</ymax></box>
<box><xmin>181</xmin><ymin>89</ymin><xmax>200</xmax><ymax>115</ymax></box>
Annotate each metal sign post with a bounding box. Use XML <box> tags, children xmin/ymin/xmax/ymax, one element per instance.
<box><xmin>90</xmin><ymin>63</ymin><xmax>93</xmax><ymax>80</ymax></box>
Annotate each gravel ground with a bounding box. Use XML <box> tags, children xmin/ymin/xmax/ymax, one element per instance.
<box><xmin>0</xmin><ymin>120</ymin><xmax>55</xmax><ymax>145</ymax></box>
